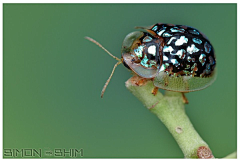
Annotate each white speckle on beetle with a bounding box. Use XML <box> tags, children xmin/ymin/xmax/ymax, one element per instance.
<box><xmin>187</xmin><ymin>44</ymin><xmax>199</xmax><ymax>54</ymax></box>
<box><xmin>159</xmin><ymin>64</ymin><xmax>165</xmax><ymax>72</ymax></box>
<box><xmin>192</xmin><ymin>38</ymin><xmax>202</xmax><ymax>44</ymax></box>
<box><xmin>142</xmin><ymin>36</ymin><xmax>152</xmax><ymax>43</ymax></box>
<box><xmin>134</xmin><ymin>45</ymin><xmax>144</xmax><ymax>57</ymax></box>
<box><xmin>204</xmin><ymin>42</ymin><xmax>211</xmax><ymax>53</ymax></box>
<box><xmin>171</xmin><ymin>59</ymin><xmax>180</xmax><ymax>67</ymax></box>
<box><xmin>148</xmin><ymin>45</ymin><xmax>156</xmax><ymax>56</ymax></box>
<box><xmin>152</xmin><ymin>26</ymin><xmax>158</xmax><ymax>31</ymax></box>
<box><xmin>157</xmin><ymin>26</ymin><xmax>167</xmax><ymax>36</ymax></box>
<box><xmin>175</xmin><ymin>36</ymin><xmax>188</xmax><ymax>46</ymax></box>
<box><xmin>163</xmin><ymin>46</ymin><xmax>174</xmax><ymax>54</ymax></box>
<box><xmin>187</xmin><ymin>56</ymin><xmax>192</xmax><ymax>62</ymax></box>
<box><xmin>162</xmin><ymin>33</ymin><xmax>172</xmax><ymax>37</ymax></box>
<box><xmin>157</xmin><ymin>29</ymin><xmax>165</xmax><ymax>36</ymax></box>
<box><xmin>175</xmin><ymin>49</ymin><xmax>186</xmax><ymax>59</ymax></box>
<box><xmin>163</xmin><ymin>55</ymin><xmax>169</xmax><ymax>61</ymax></box>
<box><xmin>170</xmin><ymin>27</ymin><xmax>185</xmax><ymax>33</ymax></box>
<box><xmin>199</xmin><ymin>54</ymin><xmax>206</xmax><ymax>66</ymax></box>
<box><xmin>167</xmin><ymin>37</ymin><xmax>177</xmax><ymax>45</ymax></box>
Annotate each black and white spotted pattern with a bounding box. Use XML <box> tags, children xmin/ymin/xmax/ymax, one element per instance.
<box><xmin>151</xmin><ymin>23</ymin><xmax>216</xmax><ymax>77</ymax></box>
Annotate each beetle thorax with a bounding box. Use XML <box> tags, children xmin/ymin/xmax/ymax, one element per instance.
<box><xmin>130</xmin><ymin>33</ymin><xmax>164</xmax><ymax>69</ymax></box>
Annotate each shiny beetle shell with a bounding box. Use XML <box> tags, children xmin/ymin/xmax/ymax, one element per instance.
<box><xmin>121</xmin><ymin>23</ymin><xmax>216</xmax><ymax>92</ymax></box>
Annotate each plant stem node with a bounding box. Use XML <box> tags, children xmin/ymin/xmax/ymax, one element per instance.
<box><xmin>197</xmin><ymin>146</ymin><xmax>214</xmax><ymax>159</ymax></box>
<box><xmin>176</xmin><ymin>126</ymin><xmax>183</xmax><ymax>134</ymax></box>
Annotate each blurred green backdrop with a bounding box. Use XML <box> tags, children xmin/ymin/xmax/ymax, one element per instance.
<box><xmin>3</xmin><ymin>4</ymin><xmax>236</xmax><ymax>158</ymax></box>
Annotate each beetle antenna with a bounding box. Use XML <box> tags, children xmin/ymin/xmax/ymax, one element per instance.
<box><xmin>85</xmin><ymin>36</ymin><xmax>121</xmax><ymax>62</ymax></box>
<box><xmin>101</xmin><ymin>61</ymin><xmax>122</xmax><ymax>98</ymax></box>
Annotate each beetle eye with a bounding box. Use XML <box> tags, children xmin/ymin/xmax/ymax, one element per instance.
<box><xmin>122</xmin><ymin>59</ymin><xmax>131</xmax><ymax>70</ymax></box>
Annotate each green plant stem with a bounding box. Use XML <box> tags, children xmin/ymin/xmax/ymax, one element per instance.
<box><xmin>125</xmin><ymin>76</ymin><xmax>214</xmax><ymax>158</ymax></box>
<box><xmin>223</xmin><ymin>151</ymin><xmax>237</xmax><ymax>159</ymax></box>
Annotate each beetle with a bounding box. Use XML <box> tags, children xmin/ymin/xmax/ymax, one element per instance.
<box><xmin>85</xmin><ymin>23</ymin><xmax>216</xmax><ymax>102</ymax></box>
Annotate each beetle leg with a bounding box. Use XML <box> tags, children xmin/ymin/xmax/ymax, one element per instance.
<box><xmin>152</xmin><ymin>87</ymin><xmax>159</xmax><ymax>96</ymax></box>
<box><xmin>135</xmin><ymin>77</ymin><xmax>147</xmax><ymax>86</ymax></box>
<box><xmin>182</xmin><ymin>92</ymin><xmax>189</xmax><ymax>104</ymax></box>
<box><xmin>129</xmin><ymin>75</ymin><xmax>148</xmax><ymax>86</ymax></box>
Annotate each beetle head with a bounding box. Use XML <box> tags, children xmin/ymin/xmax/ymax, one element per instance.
<box><xmin>121</xmin><ymin>31</ymin><xmax>164</xmax><ymax>79</ymax></box>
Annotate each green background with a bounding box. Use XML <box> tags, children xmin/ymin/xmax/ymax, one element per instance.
<box><xmin>3</xmin><ymin>4</ymin><xmax>237</xmax><ymax>158</ymax></box>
